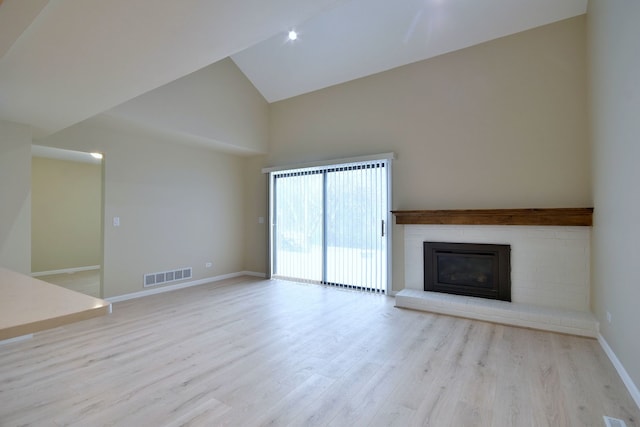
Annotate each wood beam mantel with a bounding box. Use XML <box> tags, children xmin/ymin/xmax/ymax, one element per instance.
<box><xmin>391</xmin><ymin>208</ymin><xmax>593</xmax><ymax>226</ymax></box>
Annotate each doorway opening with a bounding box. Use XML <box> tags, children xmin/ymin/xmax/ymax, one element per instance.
<box><xmin>31</xmin><ymin>146</ymin><xmax>104</xmax><ymax>298</ymax></box>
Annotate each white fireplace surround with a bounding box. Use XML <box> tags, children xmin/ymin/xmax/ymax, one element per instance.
<box><xmin>395</xmin><ymin>224</ymin><xmax>598</xmax><ymax>337</ymax></box>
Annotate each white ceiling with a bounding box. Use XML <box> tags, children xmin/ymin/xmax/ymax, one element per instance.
<box><xmin>0</xmin><ymin>0</ymin><xmax>587</xmax><ymax>143</ymax></box>
<box><xmin>232</xmin><ymin>0</ymin><xmax>588</xmax><ymax>103</ymax></box>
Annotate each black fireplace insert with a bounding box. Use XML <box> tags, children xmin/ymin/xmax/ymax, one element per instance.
<box><xmin>424</xmin><ymin>242</ymin><xmax>511</xmax><ymax>301</ymax></box>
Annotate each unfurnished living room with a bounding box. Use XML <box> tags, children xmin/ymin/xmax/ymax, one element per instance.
<box><xmin>1</xmin><ymin>0</ymin><xmax>639</xmax><ymax>426</ymax></box>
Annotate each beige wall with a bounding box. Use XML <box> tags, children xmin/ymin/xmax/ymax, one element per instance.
<box><xmin>108</xmin><ymin>58</ymin><xmax>270</xmax><ymax>154</ymax></box>
<box><xmin>589</xmin><ymin>0</ymin><xmax>640</xmax><ymax>395</ymax></box>
<box><xmin>246</xmin><ymin>16</ymin><xmax>591</xmax><ymax>289</ymax></box>
<box><xmin>39</xmin><ymin>122</ymin><xmax>246</xmax><ymax>298</ymax></box>
<box><xmin>31</xmin><ymin>157</ymin><xmax>102</xmax><ymax>272</ymax></box>
<box><xmin>0</xmin><ymin>120</ymin><xmax>32</xmax><ymax>274</ymax></box>
<box><xmin>243</xmin><ymin>155</ymin><xmax>269</xmax><ymax>274</ymax></box>
<box><xmin>38</xmin><ymin>124</ymin><xmax>244</xmax><ymax>297</ymax></box>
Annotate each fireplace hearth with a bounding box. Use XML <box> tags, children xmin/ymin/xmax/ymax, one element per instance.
<box><xmin>424</xmin><ymin>242</ymin><xmax>511</xmax><ymax>302</ymax></box>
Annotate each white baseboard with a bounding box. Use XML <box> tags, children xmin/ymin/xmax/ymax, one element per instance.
<box><xmin>242</xmin><ymin>271</ymin><xmax>267</xmax><ymax>278</ymax></box>
<box><xmin>32</xmin><ymin>265</ymin><xmax>100</xmax><ymax>277</ymax></box>
<box><xmin>106</xmin><ymin>271</ymin><xmax>267</xmax><ymax>303</ymax></box>
<box><xmin>598</xmin><ymin>334</ymin><xmax>640</xmax><ymax>410</ymax></box>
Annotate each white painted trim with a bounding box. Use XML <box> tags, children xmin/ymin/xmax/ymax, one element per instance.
<box><xmin>262</xmin><ymin>152</ymin><xmax>396</xmax><ymax>173</ymax></box>
<box><xmin>598</xmin><ymin>334</ymin><xmax>640</xmax><ymax>410</ymax></box>
<box><xmin>243</xmin><ymin>271</ymin><xmax>267</xmax><ymax>278</ymax></box>
<box><xmin>105</xmin><ymin>271</ymin><xmax>267</xmax><ymax>303</ymax></box>
<box><xmin>386</xmin><ymin>156</ymin><xmax>393</xmax><ymax>295</ymax></box>
<box><xmin>32</xmin><ymin>265</ymin><xmax>100</xmax><ymax>277</ymax></box>
<box><xmin>267</xmin><ymin>171</ymin><xmax>275</xmax><ymax>279</ymax></box>
<box><xmin>0</xmin><ymin>334</ymin><xmax>33</xmax><ymax>346</ymax></box>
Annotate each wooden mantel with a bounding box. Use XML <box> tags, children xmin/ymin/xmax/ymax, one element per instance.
<box><xmin>391</xmin><ymin>208</ymin><xmax>593</xmax><ymax>226</ymax></box>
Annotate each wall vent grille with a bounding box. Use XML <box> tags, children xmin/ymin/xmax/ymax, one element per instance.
<box><xmin>144</xmin><ymin>267</ymin><xmax>192</xmax><ymax>287</ymax></box>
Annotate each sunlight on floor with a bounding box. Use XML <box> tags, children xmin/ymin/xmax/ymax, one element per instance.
<box><xmin>37</xmin><ymin>270</ymin><xmax>101</xmax><ymax>298</ymax></box>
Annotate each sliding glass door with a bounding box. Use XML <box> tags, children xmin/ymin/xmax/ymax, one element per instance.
<box><xmin>273</xmin><ymin>170</ymin><xmax>324</xmax><ymax>282</ymax></box>
<box><xmin>270</xmin><ymin>158</ymin><xmax>390</xmax><ymax>293</ymax></box>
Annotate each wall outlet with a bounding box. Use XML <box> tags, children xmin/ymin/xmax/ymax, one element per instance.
<box><xmin>113</xmin><ymin>216</ymin><xmax>120</xmax><ymax>227</ymax></box>
<box><xmin>606</xmin><ymin>311</ymin><xmax>612</xmax><ymax>323</ymax></box>
<box><xmin>205</xmin><ymin>262</ymin><xmax>213</xmax><ymax>268</ymax></box>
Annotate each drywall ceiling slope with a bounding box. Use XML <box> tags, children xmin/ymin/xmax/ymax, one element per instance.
<box><xmin>0</xmin><ymin>0</ymin><xmax>49</xmax><ymax>60</ymax></box>
<box><xmin>105</xmin><ymin>58</ymin><xmax>269</xmax><ymax>155</ymax></box>
<box><xmin>231</xmin><ymin>0</ymin><xmax>588</xmax><ymax>102</ymax></box>
<box><xmin>82</xmin><ymin>114</ymin><xmax>265</xmax><ymax>156</ymax></box>
<box><xmin>0</xmin><ymin>0</ymin><xmax>342</xmax><ymax>137</ymax></box>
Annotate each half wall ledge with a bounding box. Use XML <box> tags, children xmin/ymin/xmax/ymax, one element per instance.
<box><xmin>391</xmin><ymin>208</ymin><xmax>593</xmax><ymax>226</ymax></box>
<box><xmin>0</xmin><ymin>267</ymin><xmax>111</xmax><ymax>342</ymax></box>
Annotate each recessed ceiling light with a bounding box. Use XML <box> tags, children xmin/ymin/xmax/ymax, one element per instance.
<box><xmin>90</xmin><ymin>152</ymin><xmax>103</xmax><ymax>159</ymax></box>
<box><xmin>288</xmin><ymin>30</ymin><xmax>298</xmax><ymax>41</ymax></box>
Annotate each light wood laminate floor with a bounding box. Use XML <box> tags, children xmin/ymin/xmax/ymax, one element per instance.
<box><xmin>0</xmin><ymin>277</ymin><xmax>638</xmax><ymax>426</ymax></box>
<box><xmin>36</xmin><ymin>269</ymin><xmax>101</xmax><ymax>298</ymax></box>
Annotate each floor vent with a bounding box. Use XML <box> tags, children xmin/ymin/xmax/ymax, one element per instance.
<box><xmin>604</xmin><ymin>416</ymin><xmax>627</xmax><ymax>427</ymax></box>
<box><xmin>144</xmin><ymin>267</ymin><xmax>192</xmax><ymax>287</ymax></box>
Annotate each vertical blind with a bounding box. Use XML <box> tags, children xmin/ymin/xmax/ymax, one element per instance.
<box><xmin>272</xmin><ymin>159</ymin><xmax>388</xmax><ymax>293</ymax></box>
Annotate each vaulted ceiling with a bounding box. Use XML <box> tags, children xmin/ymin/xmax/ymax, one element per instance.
<box><xmin>0</xmin><ymin>0</ymin><xmax>587</xmax><ymax>142</ymax></box>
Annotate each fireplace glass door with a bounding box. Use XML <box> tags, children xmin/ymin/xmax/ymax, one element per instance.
<box><xmin>424</xmin><ymin>242</ymin><xmax>511</xmax><ymax>301</ymax></box>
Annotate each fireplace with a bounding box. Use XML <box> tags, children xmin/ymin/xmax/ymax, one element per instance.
<box><xmin>424</xmin><ymin>242</ymin><xmax>511</xmax><ymax>302</ymax></box>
